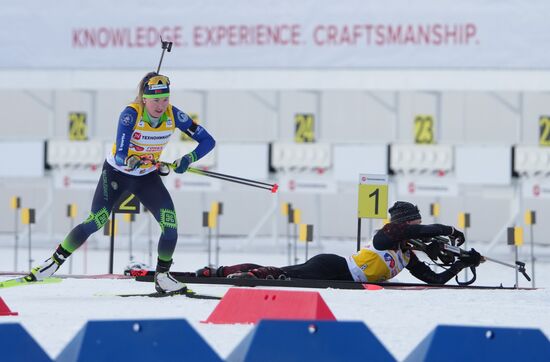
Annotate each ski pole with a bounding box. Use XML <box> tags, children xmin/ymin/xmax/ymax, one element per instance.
<box><xmin>190</xmin><ymin>168</ymin><xmax>275</xmax><ymax>188</ymax></box>
<box><xmin>483</xmin><ymin>256</ymin><xmax>531</xmax><ymax>282</ymax></box>
<box><xmin>188</xmin><ymin>168</ymin><xmax>277</xmax><ymax>192</ymax></box>
<box><xmin>158</xmin><ymin>161</ymin><xmax>279</xmax><ymax>193</ymax></box>
<box><xmin>156</xmin><ymin>36</ymin><xmax>173</xmax><ymax>74</ymax></box>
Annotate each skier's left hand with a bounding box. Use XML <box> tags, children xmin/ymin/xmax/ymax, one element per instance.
<box><xmin>459</xmin><ymin>248</ymin><xmax>483</xmax><ymax>267</ymax></box>
<box><xmin>173</xmin><ymin>154</ymin><xmax>192</xmax><ymax>174</ymax></box>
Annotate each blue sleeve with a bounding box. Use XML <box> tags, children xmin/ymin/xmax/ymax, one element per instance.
<box><xmin>113</xmin><ymin>107</ymin><xmax>137</xmax><ymax>166</ymax></box>
<box><xmin>172</xmin><ymin>105</ymin><xmax>216</xmax><ymax>161</ymax></box>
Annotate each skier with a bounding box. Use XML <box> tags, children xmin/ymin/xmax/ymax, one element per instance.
<box><xmin>27</xmin><ymin>72</ymin><xmax>215</xmax><ymax>293</ymax></box>
<box><xmin>197</xmin><ymin>201</ymin><xmax>482</xmax><ymax>284</ymax></box>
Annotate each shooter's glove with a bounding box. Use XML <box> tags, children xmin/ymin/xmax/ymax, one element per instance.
<box><xmin>459</xmin><ymin>248</ymin><xmax>482</xmax><ymax>267</ymax></box>
<box><xmin>449</xmin><ymin>227</ymin><xmax>465</xmax><ymax>246</ymax></box>
<box><xmin>173</xmin><ymin>154</ymin><xmax>192</xmax><ymax>174</ymax></box>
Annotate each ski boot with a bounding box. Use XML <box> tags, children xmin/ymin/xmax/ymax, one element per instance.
<box><xmin>27</xmin><ymin>246</ymin><xmax>71</xmax><ymax>281</ymax></box>
<box><xmin>155</xmin><ymin>258</ymin><xmax>187</xmax><ymax>293</ymax></box>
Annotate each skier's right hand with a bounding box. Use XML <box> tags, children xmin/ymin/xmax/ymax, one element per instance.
<box><xmin>126</xmin><ymin>155</ymin><xmax>142</xmax><ymax>170</ymax></box>
<box><xmin>449</xmin><ymin>227</ymin><xmax>465</xmax><ymax>246</ymax></box>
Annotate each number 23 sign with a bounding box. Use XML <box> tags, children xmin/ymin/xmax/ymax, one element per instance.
<box><xmin>358</xmin><ymin>174</ymin><xmax>388</xmax><ymax>219</ymax></box>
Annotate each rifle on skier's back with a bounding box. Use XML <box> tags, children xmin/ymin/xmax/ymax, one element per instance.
<box><xmin>407</xmin><ymin>236</ymin><xmax>531</xmax><ymax>286</ymax></box>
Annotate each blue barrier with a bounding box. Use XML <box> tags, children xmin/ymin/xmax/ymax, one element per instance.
<box><xmin>0</xmin><ymin>323</ymin><xmax>51</xmax><ymax>362</ymax></box>
<box><xmin>226</xmin><ymin>319</ymin><xmax>395</xmax><ymax>362</ymax></box>
<box><xmin>405</xmin><ymin>325</ymin><xmax>550</xmax><ymax>362</ymax></box>
<box><xmin>56</xmin><ymin>319</ymin><xmax>222</xmax><ymax>362</ymax></box>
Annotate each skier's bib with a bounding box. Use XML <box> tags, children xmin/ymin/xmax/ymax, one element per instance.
<box><xmin>346</xmin><ymin>244</ymin><xmax>411</xmax><ymax>282</ymax></box>
<box><xmin>107</xmin><ymin>102</ymin><xmax>176</xmax><ymax>176</ymax></box>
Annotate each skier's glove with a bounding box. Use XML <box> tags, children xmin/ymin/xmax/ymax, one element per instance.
<box><xmin>158</xmin><ymin>162</ymin><xmax>171</xmax><ymax>176</ymax></box>
<box><xmin>173</xmin><ymin>154</ymin><xmax>193</xmax><ymax>174</ymax></box>
<box><xmin>449</xmin><ymin>227</ymin><xmax>465</xmax><ymax>246</ymax></box>
<box><xmin>126</xmin><ymin>155</ymin><xmax>143</xmax><ymax>170</ymax></box>
<box><xmin>459</xmin><ymin>248</ymin><xmax>482</xmax><ymax>267</ymax></box>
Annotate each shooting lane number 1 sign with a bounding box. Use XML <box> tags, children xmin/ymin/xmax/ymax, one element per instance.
<box><xmin>357</xmin><ymin>174</ymin><xmax>389</xmax><ymax>251</ymax></box>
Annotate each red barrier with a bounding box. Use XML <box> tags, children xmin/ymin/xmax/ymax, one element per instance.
<box><xmin>0</xmin><ymin>297</ymin><xmax>18</xmax><ymax>316</ymax></box>
<box><xmin>205</xmin><ymin>288</ymin><xmax>336</xmax><ymax>324</ymax></box>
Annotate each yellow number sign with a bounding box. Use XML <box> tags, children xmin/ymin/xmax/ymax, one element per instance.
<box><xmin>539</xmin><ymin>116</ymin><xmax>550</xmax><ymax>146</ymax></box>
<box><xmin>295</xmin><ymin>113</ymin><xmax>315</xmax><ymax>143</ymax></box>
<box><xmin>414</xmin><ymin>115</ymin><xmax>435</xmax><ymax>144</ymax></box>
<box><xmin>69</xmin><ymin>112</ymin><xmax>88</xmax><ymax>141</ymax></box>
<box><xmin>358</xmin><ymin>174</ymin><xmax>388</xmax><ymax>219</ymax></box>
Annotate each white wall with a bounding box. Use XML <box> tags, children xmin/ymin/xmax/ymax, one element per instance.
<box><xmin>2</xmin><ymin>88</ymin><xmax>550</xmax><ymax>245</ymax></box>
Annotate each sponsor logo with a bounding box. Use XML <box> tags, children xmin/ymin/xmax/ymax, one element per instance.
<box><xmin>118</xmin><ymin>133</ymin><xmax>126</xmax><ymax>151</ymax></box>
<box><xmin>177</xmin><ymin>112</ymin><xmax>189</xmax><ymax>122</ymax></box>
<box><xmin>142</xmin><ymin>134</ymin><xmax>170</xmax><ymax>140</ymax></box>
<box><xmin>149</xmin><ymin>84</ymin><xmax>168</xmax><ymax>90</ymax></box>
<box><xmin>166</xmin><ymin>119</ymin><xmax>173</xmax><ymax>127</ymax></box>
<box><xmin>194</xmin><ymin>126</ymin><xmax>204</xmax><ymax>135</ymax></box>
<box><xmin>384</xmin><ymin>253</ymin><xmax>395</xmax><ymax>268</ymax></box>
<box><xmin>138</xmin><ymin>121</ymin><xmax>144</xmax><ymax>127</ymax></box>
<box><xmin>145</xmin><ymin>146</ymin><xmax>163</xmax><ymax>152</ymax></box>
<box><xmin>129</xmin><ymin>144</ymin><xmax>144</xmax><ymax>151</ymax></box>
<box><xmin>133</xmin><ymin>132</ymin><xmax>142</xmax><ymax>140</ymax></box>
<box><xmin>121</xmin><ymin>114</ymin><xmax>133</xmax><ymax>126</ymax></box>
<box><xmin>111</xmin><ymin>181</ymin><xmax>118</xmax><ymax>190</ymax></box>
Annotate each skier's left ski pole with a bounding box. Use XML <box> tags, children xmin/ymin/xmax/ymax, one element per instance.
<box><xmin>158</xmin><ymin>161</ymin><xmax>278</xmax><ymax>193</ymax></box>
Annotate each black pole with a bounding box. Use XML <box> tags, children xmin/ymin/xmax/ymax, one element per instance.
<box><xmin>189</xmin><ymin>170</ymin><xmax>274</xmax><ymax>191</ymax></box>
<box><xmin>129</xmin><ymin>218</ymin><xmax>133</xmax><ymax>262</ymax></box>
<box><xmin>356</xmin><ymin>218</ymin><xmax>362</xmax><ymax>252</ymax></box>
<box><xmin>109</xmin><ymin>212</ymin><xmax>116</xmax><ymax>274</ymax></box>
<box><xmin>193</xmin><ymin>168</ymin><xmax>276</xmax><ymax>187</ymax></box>
<box><xmin>156</xmin><ymin>37</ymin><xmax>173</xmax><ymax>74</ymax></box>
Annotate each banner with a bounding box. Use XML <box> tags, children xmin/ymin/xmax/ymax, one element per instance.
<box><xmin>397</xmin><ymin>178</ymin><xmax>458</xmax><ymax>197</ymax></box>
<box><xmin>1</xmin><ymin>0</ymin><xmax>550</xmax><ymax>69</ymax></box>
<box><xmin>522</xmin><ymin>181</ymin><xmax>550</xmax><ymax>199</ymax></box>
<box><xmin>54</xmin><ymin>170</ymin><xmax>101</xmax><ymax>189</ymax></box>
<box><xmin>278</xmin><ymin>177</ymin><xmax>337</xmax><ymax>194</ymax></box>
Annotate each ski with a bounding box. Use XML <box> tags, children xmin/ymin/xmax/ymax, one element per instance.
<box><xmin>0</xmin><ymin>276</ymin><xmax>62</xmax><ymax>289</ymax></box>
<box><xmin>112</xmin><ymin>288</ymin><xmax>221</xmax><ymax>300</ymax></box>
<box><xmin>130</xmin><ymin>272</ymin><xmax>535</xmax><ymax>291</ymax></box>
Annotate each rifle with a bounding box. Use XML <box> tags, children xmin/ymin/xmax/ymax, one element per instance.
<box><xmin>408</xmin><ymin>236</ymin><xmax>531</xmax><ymax>286</ymax></box>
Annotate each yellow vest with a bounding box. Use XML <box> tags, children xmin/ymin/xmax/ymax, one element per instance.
<box><xmin>108</xmin><ymin>102</ymin><xmax>176</xmax><ymax>176</ymax></box>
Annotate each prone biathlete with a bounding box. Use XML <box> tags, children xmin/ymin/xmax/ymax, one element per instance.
<box><xmin>197</xmin><ymin>202</ymin><xmax>482</xmax><ymax>284</ymax></box>
<box><xmin>27</xmin><ymin>72</ymin><xmax>215</xmax><ymax>293</ymax></box>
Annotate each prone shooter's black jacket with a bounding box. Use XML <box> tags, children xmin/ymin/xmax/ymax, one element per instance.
<box><xmin>373</xmin><ymin>223</ymin><xmax>467</xmax><ymax>284</ymax></box>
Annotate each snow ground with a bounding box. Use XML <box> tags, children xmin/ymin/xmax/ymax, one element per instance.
<box><xmin>1</xmin><ymin>241</ymin><xmax>549</xmax><ymax>361</ymax></box>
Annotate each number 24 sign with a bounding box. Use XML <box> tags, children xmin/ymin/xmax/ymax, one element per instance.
<box><xmin>358</xmin><ymin>174</ymin><xmax>388</xmax><ymax>219</ymax></box>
